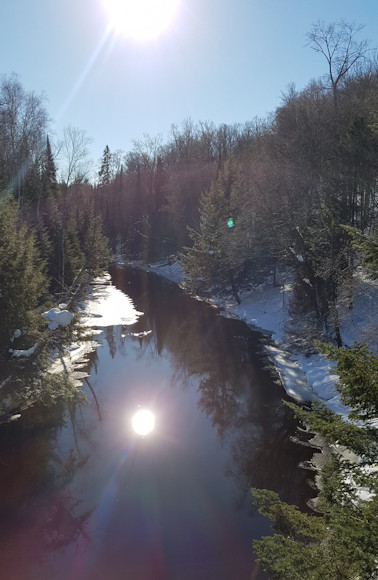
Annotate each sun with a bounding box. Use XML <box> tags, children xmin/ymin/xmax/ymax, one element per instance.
<box><xmin>103</xmin><ymin>0</ymin><xmax>179</xmax><ymax>40</ymax></box>
<box><xmin>131</xmin><ymin>409</ymin><xmax>155</xmax><ymax>436</ymax></box>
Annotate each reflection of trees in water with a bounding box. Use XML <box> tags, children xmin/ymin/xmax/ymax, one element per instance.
<box><xmin>197</xmin><ymin>374</ymin><xmax>240</xmax><ymax>439</ymax></box>
<box><xmin>0</xmin><ymin>411</ymin><xmax>95</xmax><ymax>575</ymax></box>
<box><xmin>76</xmin><ymin>345</ymin><xmax>99</xmax><ymax>379</ymax></box>
<box><xmin>0</xmin><ymin>489</ymin><xmax>94</xmax><ymax>577</ymax></box>
<box><xmin>110</xmin><ymin>266</ymin><xmax>315</xmax><ymax>509</ymax></box>
<box><xmin>43</xmin><ymin>491</ymin><xmax>94</xmax><ymax>552</ymax></box>
<box><xmin>102</xmin><ymin>323</ymin><xmax>158</xmax><ymax>362</ymax></box>
<box><xmin>196</xmin><ymin>355</ymin><xmax>316</xmax><ymax>509</ymax></box>
<box><xmin>105</xmin><ymin>325</ymin><xmax>117</xmax><ymax>358</ymax></box>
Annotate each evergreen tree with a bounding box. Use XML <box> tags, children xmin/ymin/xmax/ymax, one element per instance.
<box><xmin>44</xmin><ymin>201</ymin><xmax>85</xmax><ymax>297</ymax></box>
<box><xmin>252</xmin><ymin>483</ymin><xmax>378</xmax><ymax>580</ymax></box>
<box><xmin>23</xmin><ymin>155</ymin><xmax>43</xmax><ymax>207</ymax></box>
<box><xmin>180</xmin><ymin>157</ymin><xmax>254</xmax><ymax>303</ymax></box>
<box><xmin>0</xmin><ymin>197</ymin><xmax>47</xmax><ymax>350</ymax></box>
<box><xmin>79</xmin><ymin>200</ymin><xmax>111</xmax><ymax>275</ymax></box>
<box><xmin>98</xmin><ymin>145</ymin><xmax>111</xmax><ymax>187</ymax></box>
<box><xmin>343</xmin><ymin>225</ymin><xmax>378</xmax><ymax>279</ymax></box>
<box><xmin>41</xmin><ymin>136</ymin><xmax>58</xmax><ymax>201</ymax></box>
<box><xmin>252</xmin><ymin>343</ymin><xmax>378</xmax><ymax>580</ymax></box>
<box><xmin>20</xmin><ymin>136</ymin><xmax>58</xmax><ymax>219</ymax></box>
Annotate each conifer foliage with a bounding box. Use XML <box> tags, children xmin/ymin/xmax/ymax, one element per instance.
<box><xmin>180</xmin><ymin>158</ymin><xmax>254</xmax><ymax>303</ymax></box>
<box><xmin>0</xmin><ymin>197</ymin><xmax>47</xmax><ymax>348</ymax></box>
<box><xmin>0</xmin><ymin>77</ymin><xmax>111</xmax><ymax>416</ymax></box>
<box><xmin>251</xmin><ymin>341</ymin><xmax>378</xmax><ymax>580</ymax></box>
<box><xmin>98</xmin><ymin>145</ymin><xmax>111</xmax><ymax>187</ymax></box>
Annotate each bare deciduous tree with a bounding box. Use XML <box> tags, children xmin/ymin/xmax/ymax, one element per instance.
<box><xmin>58</xmin><ymin>124</ymin><xmax>93</xmax><ymax>187</ymax></box>
<box><xmin>306</xmin><ymin>20</ymin><xmax>370</xmax><ymax>105</ymax></box>
<box><xmin>0</xmin><ymin>73</ymin><xmax>48</xmax><ymax>203</ymax></box>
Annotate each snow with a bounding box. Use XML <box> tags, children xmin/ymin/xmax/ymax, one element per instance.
<box><xmin>133</xmin><ymin>259</ymin><xmax>377</xmax><ymax>416</ymax></box>
<box><xmin>139</xmin><ymin>259</ymin><xmax>187</xmax><ymax>284</ymax></box>
<box><xmin>131</xmin><ymin>330</ymin><xmax>152</xmax><ymax>338</ymax></box>
<box><xmin>10</xmin><ymin>342</ymin><xmax>39</xmax><ymax>358</ymax></box>
<box><xmin>9</xmin><ymin>413</ymin><xmax>21</xmax><ymax>421</ymax></box>
<box><xmin>11</xmin><ymin>329</ymin><xmax>22</xmax><ymax>341</ymax></box>
<box><xmin>35</xmin><ymin>259</ymin><xmax>375</xmax><ymax>420</ymax></box>
<box><xmin>42</xmin><ymin>307</ymin><xmax>74</xmax><ymax>330</ymax></box>
<box><xmin>80</xmin><ymin>273</ymin><xmax>143</xmax><ymax>327</ymax></box>
<box><xmin>49</xmin><ymin>273</ymin><xmax>144</xmax><ymax>386</ymax></box>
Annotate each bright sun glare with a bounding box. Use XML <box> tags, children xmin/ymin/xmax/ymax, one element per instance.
<box><xmin>104</xmin><ymin>0</ymin><xmax>179</xmax><ymax>40</ymax></box>
<box><xmin>132</xmin><ymin>409</ymin><xmax>155</xmax><ymax>435</ymax></box>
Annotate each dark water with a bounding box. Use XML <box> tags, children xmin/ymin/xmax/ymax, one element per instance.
<box><xmin>0</xmin><ymin>265</ymin><xmax>316</xmax><ymax>580</ymax></box>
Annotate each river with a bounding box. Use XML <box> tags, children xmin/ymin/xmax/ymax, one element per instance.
<box><xmin>0</xmin><ymin>265</ymin><xmax>316</xmax><ymax>580</ymax></box>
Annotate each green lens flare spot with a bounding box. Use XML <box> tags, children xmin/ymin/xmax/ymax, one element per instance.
<box><xmin>227</xmin><ymin>218</ymin><xmax>234</xmax><ymax>228</ymax></box>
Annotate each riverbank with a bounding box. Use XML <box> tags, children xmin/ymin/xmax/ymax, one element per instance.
<box><xmin>43</xmin><ymin>262</ymin><xmax>376</xmax><ymax>508</ymax></box>
<box><xmin>125</xmin><ymin>259</ymin><xmax>378</xmax><ymax>505</ymax></box>
<box><xmin>126</xmin><ymin>259</ymin><xmax>377</xmax><ymax>420</ymax></box>
<box><xmin>48</xmin><ymin>273</ymin><xmax>144</xmax><ymax>388</ymax></box>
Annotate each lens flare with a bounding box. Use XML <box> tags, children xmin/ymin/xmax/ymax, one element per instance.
<box><xmin>132</xmin><ymin>409</ymin><xmax>155</xmax><ymax>435</ymax></box>
<box><xmin>103</xmin><ymin>0</ymin><xmax>179</xmax><ymax>40</ymax></box>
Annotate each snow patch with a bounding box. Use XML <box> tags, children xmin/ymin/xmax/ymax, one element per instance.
<box><xmin>80</xmin><ymin>273</ymin><xmax>143</xmax><ymax>327</ymax></box>
<box><xmin>42</xmin><ymin>308</ymin><xmax>74</xmax><ymax>330</ymax></box>
<box><xmin>135</xmin><ymin>260</ymin><xmax>377</xmax><ymax>414</ymax></box>
<box><xmin>131</xmin><ymin>330</ymin><xmax>152</xmax><ymax>338</ymax></box>
<box><xmin>11</xmin><ymin>329</ymin><xmax>22</xmax><ymax>342</ymax></box>
<box><xmin>265</xmin><ymin>345</ymin><xmax>317</xmax><ymax>403</ymax></box>
<box><xmin>49</xmin><ymin>274</ymin><xmax>143</xmax><ymax>387</ymax></box>
<box><xmin>126</xmin><ymin>259</ymin><xmax>187</xmax><ymax>284</ymax></box>
<box><xmin>10</xmin><ymin>342</ymin><xmax>39</xmax><ymax>358</ymax></box>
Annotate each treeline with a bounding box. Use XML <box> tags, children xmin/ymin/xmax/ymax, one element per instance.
<box><xmin>87</xmin><ymin>22</ymin><xmax>378</xmax><ymax>578</ymax></box>
<box><xmin>92</xmin><ymin>21</ymin><xmax>378</xmax><ymax>347</ymax></box>
<box><xmin>1</xmin><ymin>20</ymin><xmax>377</xmax><ymax>577</ymax></box>
<box><xmin>0</xmin><ymin>22</ymin><xmax>376</xmax><ymax>423</ymax></box>
<box><xmin>0</xmin><ymin>74</ymin><xmax>110</xmax><ymax>416</ymax></box>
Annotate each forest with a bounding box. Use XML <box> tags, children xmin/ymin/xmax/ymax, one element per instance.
<box><xmin>0</xmin><ymin>21</ymin><xmax>377</xmax><ymax>579</ymax></box>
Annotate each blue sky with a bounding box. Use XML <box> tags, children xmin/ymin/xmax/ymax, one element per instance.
<box><xmin>1</xmin><ymin>0</ymin><xmax>377</xmax><ymax>167</ymax></box>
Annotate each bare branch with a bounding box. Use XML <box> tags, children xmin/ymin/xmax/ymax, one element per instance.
<box><xmin>58</xmin><ymin>124</ymin><xmax>93</xmax><ymax>187</ymax></box>
<box><xmin>306</xmin><ymin>20</ymin><xmax>370</xmax><ymax>102</ymax></box>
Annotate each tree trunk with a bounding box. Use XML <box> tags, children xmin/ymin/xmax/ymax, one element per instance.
<box><xmin>230</xmin><ymin>271</ymin><xmax>241</xmax><ymax>305</ymax></box>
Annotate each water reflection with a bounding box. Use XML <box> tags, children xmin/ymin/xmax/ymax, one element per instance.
<box><xmin>131</xmin><ymin>409</ymin><xmax>155</xmax><ymax>435</ymax></box>
<box><xmin>0</xmin><ymin>417</ymin><xmax>95</xmax><ymax>579</ymax></box>
<box><xmin>109</xmin><ymin>266</ymin><xmax>316</xmax><ymax>507</ymax></box>
<box><xmin>0</xmin><ymin>266</ymin><xmax>317</xmax><ymax>580</ymax></box>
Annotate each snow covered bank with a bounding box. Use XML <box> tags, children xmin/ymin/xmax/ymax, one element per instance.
<box><xmin>129</xmin><ymin>259</ymin><xmax>377</xmax><ymax>416</ymax></box>
<box><xmin>49</xmin><ymin>273</ymin><xmax>144</xmax><ymax>386</ymax></box>
<box><xmin>80</xmin><ymin>273</ymin><xmax>143</xmax><ymax>328</ymax></box>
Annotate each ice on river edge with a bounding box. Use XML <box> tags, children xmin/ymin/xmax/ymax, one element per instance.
<box><xmin>49</xmin><ymin>273</ymin><xmax>144</xmax><ymax>386</ymax></box>
<box><xmin>137</xmin><ymin>259</ymin><xmax>377</xmax><ymax>419</ymax></box>
<box><xmin>48</xmin><ymin>261</ymin><xmax>376</xmax><ymax>417</ymax></box>
<box><xmin>80</xmin><ymin>275</ymin><xmax>143</xmax><ymax>328</ymax></box>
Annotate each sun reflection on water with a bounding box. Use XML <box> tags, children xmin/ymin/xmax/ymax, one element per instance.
<box><xmin>131</xmin><ymin>409</ymin><xmax>155</xmax><ymax>436</ymax></box>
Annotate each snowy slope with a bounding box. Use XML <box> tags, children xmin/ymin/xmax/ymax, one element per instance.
<box><xmin>142</xmin><ymin>260</ymin><xmax>377</xmax><ymax>416</ymax></box>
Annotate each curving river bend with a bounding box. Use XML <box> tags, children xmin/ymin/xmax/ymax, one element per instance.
<box><xmin>0</xmin><ymin>265</ymin><xmax>316</xmax><ymax>580</ymax></box>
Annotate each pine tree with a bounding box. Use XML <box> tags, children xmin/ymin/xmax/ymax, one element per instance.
<box><xmin>252</xmin><ymin>343</ymin><xmax>378</xmax><ymax>580</ymax></box>
<box><xmin>22</xmin><ymin>136</ymin><xmax>58</xmax><ymax>219</ymax></box>
<box><xmin>0</xmin><ymin>197</ymin><xmax>47</xmax><ymax>350</ymax></box>
<box><xmin>44</xmin><ymin>202</ymin><xmax>85</xmax><ymax>297</ymax></box>
<box><xmin>180</xmin><ymin>157</ymin><xmax>254</xmax><ymax>303</ymax></box>
<box><xmin>98</xmin><ymin>145</ymin><xmax>111</xmax><ymax>187</ymax></box>
<box><xmin>80</xmin><ymin>200</ymin><xmax>111</xmax><ymax>275</ymax></box>
<box><xmin>252</xmin><ymin>483</ymin><xmax>378</xmax><ymax>580</ymax></box>
<box><xmin>343</xmin><ymin>225</ymin><xmax>378</xmax><ymax>280</ymax></box>
<box><xmin>41</xmin><ymin>136</ymin><xmax>58</xmax><ymax>201</ymax></box>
